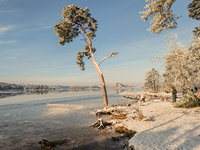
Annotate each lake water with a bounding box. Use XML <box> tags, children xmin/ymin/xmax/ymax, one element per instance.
<box><xmin>0</xmin><ymin>88</ymin><xmax>142</xmax><ymax>150</ymax></box>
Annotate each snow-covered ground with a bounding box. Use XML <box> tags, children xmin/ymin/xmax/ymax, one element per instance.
<box><xmin>113</xmin><ymin>92</ymin><xmax>200</xmax><ymax>150</ymax></box>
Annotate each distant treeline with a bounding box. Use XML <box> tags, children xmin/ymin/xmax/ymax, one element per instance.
<box><xmin>70</xmin><ymin>85</ymin><xmax>100</xmax><ymax>89</ymax></box>
<box><xmin>0</xmin><ymin>82</ymin><xmax>106</xmax><ymax>91</ymax></box>
<box><xmin>0</xmin><ymin>82</ymin><xmax>24</xmax><ymax>91</ymax></box>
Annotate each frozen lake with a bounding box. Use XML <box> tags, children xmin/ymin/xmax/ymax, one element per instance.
<box><xmin>0</xmin><ymin>88</ymin><xmax>142</xmax><ymax>150</ymax></box>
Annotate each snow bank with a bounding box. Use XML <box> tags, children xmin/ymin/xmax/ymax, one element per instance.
<box><xmin>124</xmin><ymin>100</ymin><xmax>200</xmax><ymax>150</ymax></box>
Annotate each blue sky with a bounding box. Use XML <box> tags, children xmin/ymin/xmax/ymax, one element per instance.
<box><xmin>0</xmin><ymin>0</ymin><xmax>198</xmax><ymax>86</ymax></box>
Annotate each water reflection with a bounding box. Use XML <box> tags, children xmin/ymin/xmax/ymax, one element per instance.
<box><xmin>0</xmin><ymin>88</ymin><xmax>101</xmax><ymax>99</ymax></box>
<box><xmin>112</xmin><ymin>89</ymin><xmax>125</xmax><ymax>93</ymax></box>
<box><xmin>28</xmin><ymin>90</ymin><xmax>49</xmax><ymax>95</ymax></box>
<box><xmin>69</xmin><ymin>88</ymin><xmax>100</xmax><ymax>92</ymax></box>
<box><xmin>112</xmin><ymin>88</ymin><xmax>143</xmax><ymax>94</ymax></box>
<box><xmin>0</xmin><ymin>88</ymin><xmax>143</xmax><ymax>99</ymax></box>
<box><xmin>0</xmin><ymin>92</ymin><xmax>24</xmax><ymax>99</ymax></box>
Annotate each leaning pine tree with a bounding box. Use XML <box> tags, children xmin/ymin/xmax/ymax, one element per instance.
<box><xmin>54</xmin><ymin>4</ymin><xmax>117</xmax><ymax>108</ymax></box>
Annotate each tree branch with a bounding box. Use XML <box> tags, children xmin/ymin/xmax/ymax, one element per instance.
<box><xmin>80</xmin><ymin>32</ymin><xmax>89</xmax><ymax>44</ymax></box>
<box><xmin>98</xmin><ymin>52</ymin><xmax>118</xmax><ymax>66</ymax></box>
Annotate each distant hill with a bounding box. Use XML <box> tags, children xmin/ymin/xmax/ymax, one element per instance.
<box><xmin>111</xmin><ymin>83</ymin><xmax>126</xmax><ymax>88</ymax></box>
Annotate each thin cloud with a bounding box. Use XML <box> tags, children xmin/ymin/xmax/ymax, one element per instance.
<box><xmin>7</xmin><ymin>56</ymin><xmax>17</xmax><ymax>60</ymax></box>
<box><xmin>0</xmin><ymin>40</ymin><xmax>17</xmax><ymax>44</ymax></box>
<box><xmin>0</xmin><ymin>25</ymin><xmax>15</xmax><ymax>35</ymax></box>
<box><xmin>121</xmin><ymin>0</ymin><xmax>137</xmax><ymax>9</ymax></box>
<box><xmin>42</xmin><ymin>25</ymin><xmax>53</xmax><ymax>29</ymax></box>
<box><xmin>17</xmin><ymin>24</ymin><xmax>53</xmax><ymax>33</ymax></box>
<box><xmin>0</xmin><ymin>10</ymin><xmax>14</xmax><ymax>13</ymax></box>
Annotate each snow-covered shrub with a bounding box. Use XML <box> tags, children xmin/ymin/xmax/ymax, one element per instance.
<box><xmin>174</xmin><ymin>93</ymin><xmax>199</xmax><ymax>108</ymax></box>
<box><xmin>134</xmin><ymin>105</ymin><xmax>144</xmax><ymax>120</ymax></box>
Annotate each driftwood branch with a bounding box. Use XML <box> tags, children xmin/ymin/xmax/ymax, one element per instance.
<box><xmin>91</xmin><ymin>118</ymin><xmax>112</xmax><ymax>129</ymax></box>
<box><xmin>98</xmin><ymin>52</ymin><xmax>118</xmax><ymax>66</ymax></box>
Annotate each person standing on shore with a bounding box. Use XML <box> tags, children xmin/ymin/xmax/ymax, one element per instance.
<box><xmin>171</xmin><ymin>87</ymin><xmax>177</xmax><ymax>103</ymax></box>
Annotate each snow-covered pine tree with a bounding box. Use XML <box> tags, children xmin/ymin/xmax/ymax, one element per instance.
<box><xmin>187</xmin><ymin>0</ymin><xmax>200</xmax><ymax>90</ymax></box>
<box><xmin>187</xmin><ymin>0</ymin><xmax>200</xmax><ymax>20</ymax></box>
<box><xmin>143</xmin><ymin>68</ymin><xmax>160</xmax><ymax>92</ymax></box>
<box><xmin>156</xmin><ymin>33</ymin><xmax>198</xmax><ymax>93</ymax></box>
<box><xmin>188</xmin><ymin>25</ymin><xmax>200</xmax><ymax>70</ymax></box>
<box><xmin>187</xmin><ymin>0</ymin><xmax>200</xmax><ymax>67</ymax></box>
<box><xmin>140</xmin><ymin>0</ymin><xmax>200</xmax><ymax>34</ymax></box>
<box><xmin>139</xmin><ymin>0</ymin><xmax>179</xmax><ymax>34</ymax></box>
<box><xmin>140</xmin><ymin>0</ymin><xmax>200</xmax><ymax>97</ymax></box>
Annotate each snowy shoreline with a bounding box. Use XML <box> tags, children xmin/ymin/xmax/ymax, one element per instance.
<box><xmin>97</xmin><ymin>91</ymin><xmax>200</xmax><ymax>150</ymax></box>
<box><xmin>124</xmin><ymin>100</ymin><xmax>200</xmax><ymax>149</ymax></box>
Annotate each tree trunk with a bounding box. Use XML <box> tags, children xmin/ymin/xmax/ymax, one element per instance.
<box><xmin>81</xmin><ymin>27</ymin><xmax>108</xmax><ymax>108</ymax></box>
<box><xmin>99</xmin><ymin>74</ymin><xmax>108</xmax><ymax>108</ymax></box>
<box><xmin>92</xmin><ymin>62</ymin><xmax>108</xmax><ymax>108</ymax></box>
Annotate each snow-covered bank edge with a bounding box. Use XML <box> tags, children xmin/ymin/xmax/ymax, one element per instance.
<box><xmin>93</xmin><ymin>91</ymin><xmax>200</xmax><ymax>150</ymax></box>
<box><xmin>124</xmin><ymin>92</ymin><xmax>200</xmax><ymax>150</ymax></box>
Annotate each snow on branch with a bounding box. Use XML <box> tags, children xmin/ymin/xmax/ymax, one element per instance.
<box><xmin>98</xmin><ymin>51</ymin><xmax>118</xmax><ymax>66</ymax></box>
